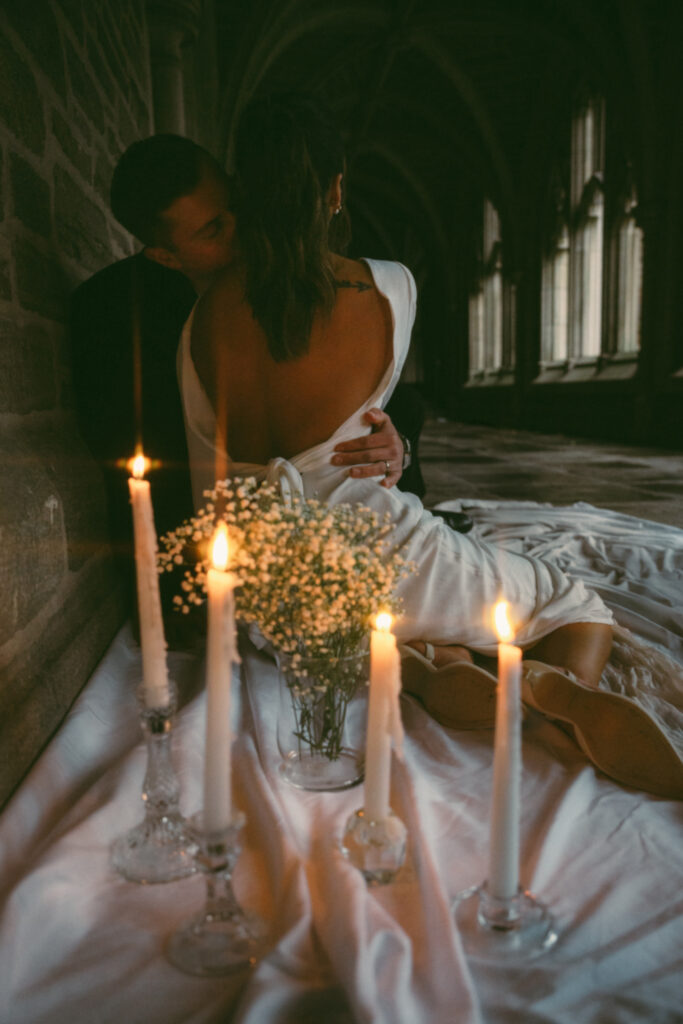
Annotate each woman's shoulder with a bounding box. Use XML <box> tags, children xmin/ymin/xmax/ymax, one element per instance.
<box><xmin>333</xmin><ymin>255</ymin><xmax>415</xmax><ymax>298</ymax></box>
<box><xmin>359</xmin><ymin>258</ymin><xmax>417</xmax><ymax>307</ymax></box>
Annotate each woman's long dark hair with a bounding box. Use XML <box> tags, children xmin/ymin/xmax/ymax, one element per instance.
<box><xmin>232</xmin><ymin>94</ymin><xmax>349</xmax><ymax>362</ymax></box>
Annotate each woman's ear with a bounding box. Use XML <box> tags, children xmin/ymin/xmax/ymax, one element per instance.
<box><xmin>327</xmin><ymin>172</ymin><xmax>343</xmax><ymax>214</ymax></box>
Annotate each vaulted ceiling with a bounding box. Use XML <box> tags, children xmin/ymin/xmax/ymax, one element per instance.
<box><xmin>209</xmin><ymin>0</ymin><xmax>671</xmax><ymax>391</ymax></box>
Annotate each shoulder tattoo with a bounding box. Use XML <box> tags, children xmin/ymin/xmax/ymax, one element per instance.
<box><xmin>334</xmin><ymin>278</ymin><xmax>372</xmax><ymax>292</ymax></box>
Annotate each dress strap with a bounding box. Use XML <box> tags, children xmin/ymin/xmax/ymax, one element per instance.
<box><xmin>265</xmin><ymin>458</ymin><xmax>305</xmax><ymax>505</ymax></box>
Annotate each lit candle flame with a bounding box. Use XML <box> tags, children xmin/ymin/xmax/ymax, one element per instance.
<box><xmin>493</xmin><ymin>600</ymin><xmax>514</xmax><ymax>643</ymax></box>
<box><xmin>375</xmin><ymin>611</ymin><xmax>393</xmax><ymax>632</ymax></box>
<box><xmin>211</xmin><ymin>522</ymin><xmax>229</xmax><ymax>571</ymax></box>
<box><xmin>127</xmin><ymin>452</ymin><xmax>150</xmax><ymax>480</ymax></box>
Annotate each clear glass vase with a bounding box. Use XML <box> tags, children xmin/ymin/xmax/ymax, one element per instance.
<box><xmin>276</xmin><ymin>644</ymin><xmax>369</xmax><ymax>791</ymax></box>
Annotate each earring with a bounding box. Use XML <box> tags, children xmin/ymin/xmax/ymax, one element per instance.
<box><xmin>334</xmin><ymin>205</ymin><xmax>342</xmax><ymax>216</ymax></box>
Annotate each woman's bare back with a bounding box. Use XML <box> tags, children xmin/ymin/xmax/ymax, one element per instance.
<box><xmin>191</xmin><ymin>255</ymin><xmax>393</xmax><ymax>463</ymax></box>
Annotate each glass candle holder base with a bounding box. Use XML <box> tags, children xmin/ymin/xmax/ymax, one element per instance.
<box><xmin>340</xmin><ymin>808</ymin><xmax>407</xmax><ymax>885</ymax></box>
<box><xmin>453</xmin><ymin>882</ymin><xmax>558</xmax><ymax>962</ymax></box>
<box><xmin>166</xmin><ymin>812</ymin><xmax>268</xmax><ymax>976</ymax></box>
<box><xmin>111</xmin><ymin>814</ymin><xmax>198</xmax><ymax>884</ymax></box>
<box><xmin>111</xmin><ymin>685</ymin><xmax>197</xmax><ymax>884</ymax></box>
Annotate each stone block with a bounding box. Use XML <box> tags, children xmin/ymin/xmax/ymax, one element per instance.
<box><xmin>0</xmin><ymin>428</ymin><xmax>67</xmax><ymax>647</ymax></box>
<box><xmin>105</xmin><ymin>123</ymin><xmax>119</xmax><ymax>158</ymax></box>
<box><xmin>65</xmin><ymin>36</ymin><xmax>103</xmax><ymax>128</ymax></box>
<box><xmin>93</xmin><ymin>143</ymin><xmax>114</xmax><ymax>203</ymax></box>
<box><xmin>87</xmin><ymin>33</ymin><xmax>117</xmax><ymax>111</ymax></box>
<box><xmin>52</xmin><ymin>109</ymin><xmax>91</xmax><ymax>182</ymax></box>
<box><xmin>4</xmin><ymin>2</ymin><xmax>66</xmax><ymax>100</ymax></box>
<box><xmin>0</xmin><ymin>318</ymin><xmax>56</xmax><ymax>414</ymax></box>
<box><xmin>117</xmin><ymin>101</ymin><xmax>140</xmax><ymax>154</ymax></box>
<box><xmin>59</xmin><ymin>0</ymin><xmax>85</xmax><ymax>44</ymax></box>
<box><xmin>122</xmin><ymin>10</ymin><xmax>147</xmax><ymax>75</ymax></box>
<box><xmin>68</xmin><ymin>99</ymin><xmax>91</xmax><ymax>145</ymax></box>
<box><xmin>10</xmin><ymin>152</ymin><xmax>51</xmax><ymax>237</ymax></box>
<box><xmin>55</xmin><ymin>327</ymin><xmax>75</xmax><ymax>408</ymax></box>
<box><xmin>23</xmin><ymin>415</ymin><xmax>111</xmax><ymax>572</ymax></box>
<box><xmin>128</xmin><ymin>1</ymin><xmax>147</xmax><ymax>44</ymax></box>
<box><xmin>0</xmin><ymin>29</ymin><xmax>45</xmax><ymax>154</ymax></box>
<box><xmin>128</xmin><ymin>80</ymin><xmax>153</xmax><ymax>137</ymax></box>
<box><xmin>14</xmin><ymin>236</ymin><xmax>68</xmax><ymax>321</ymax></box>
<box><xmin>54</xmin><ymin>166</ymin><xmax>109</xmax><ymax>273</ymax></box>
<box><xmin>0</xmin><ymin>554</ymin><xmax>126</xmax><ymax>810</ymax></box>
<box><xmin>98</xmin><ymin>16</ymin><xmax>130</xmax><ymax>96</ymax></box>
<box><xmin>0</xmin><ymin>255</ymin><xmax>10</xmax><ymax>303</ymax></box>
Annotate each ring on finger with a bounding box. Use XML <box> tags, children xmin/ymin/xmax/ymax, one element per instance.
<box><xmin>383</xmin><ymin>459</ymin><xmax>391</xmax><ymax>475</ymax></box>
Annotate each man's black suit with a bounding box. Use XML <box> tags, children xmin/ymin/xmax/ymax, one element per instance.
<box><xmin>70</xmin><ymin>254</ymin><xmax>197</xmax><ymax>558</ymax></box>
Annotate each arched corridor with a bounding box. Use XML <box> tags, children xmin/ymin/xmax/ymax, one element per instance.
<box><xmin>1</xmin><ymin>8</ymin><xmax>682</xmax><ymax>995</ymax></box>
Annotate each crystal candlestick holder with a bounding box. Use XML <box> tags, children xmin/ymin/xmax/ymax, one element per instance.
<box><xmin>453</xmin><ymin>881</ymin><xmax>558</xmax><ymax>961</ymax></box>
<box><xmin>340</xmin><ymin>808</ymin><xmax>407</xmax><ymax>885</ymax></box>
<box><xmin>166</xmin><ymin>812</ymin><xmax>268</xmax><ymax>975</ymax></box>
<box><xmin>110</xmin><ymin>683</ymin><xmax>197</xmax><ymax>883</ymax></box>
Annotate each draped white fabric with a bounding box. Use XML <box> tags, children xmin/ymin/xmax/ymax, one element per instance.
<box><xmin>1</xmin><ymin>500</ymin><xmax>682</xmax><ymax>1023</ymax></box>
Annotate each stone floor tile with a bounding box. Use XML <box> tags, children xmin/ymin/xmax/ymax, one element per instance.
<box><xmin>418</xmin><ymin>420</ymin><xmax>683</xmax><ymax>530</ymax></box>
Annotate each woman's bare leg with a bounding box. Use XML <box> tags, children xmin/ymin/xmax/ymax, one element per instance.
<box><xmin>526</xmin><ymin>622</ymin><xmax>613</xmax><ymax>687</ymax></box>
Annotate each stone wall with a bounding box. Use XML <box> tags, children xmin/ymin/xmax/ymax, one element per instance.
<box><xmin>0</xmin><ymin>1</ymin><xmax>154</xmax><ymax>808</ymax></box>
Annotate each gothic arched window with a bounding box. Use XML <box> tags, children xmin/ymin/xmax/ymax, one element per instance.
<box><xmin>569</xmin><ymin>96</ymin><xmax>605</xmax><ymax>360</ymax></box>
<box><xmin>541</xmin><ymin>173</ymin><xmax>570</xmax><ymax>364</ymax></box>
<box><xmin>468</xmin><ymin>199</ymin><xmax>515</xmax><ymax>380</ymax></box>
<box><xmin>468</xmin><ymin>288</ymin><xmax>485</xmax><ymax>376</ymax></box>
<box><xmin>541</xmin><ymin>224</ymin><xmax>570</xmax><ymax>363</ymax></box>
<box><xmin>608</xmin><ymin>179</ymin><xmax>643</xmax><ymax>356</ymax></box>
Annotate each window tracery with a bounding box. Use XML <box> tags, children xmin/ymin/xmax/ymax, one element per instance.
<box><xmin>468</xmin><ymin>199</ymin><xmax>514</xmax><ymax>381</ymax></box>
<box><xmin>608</xmin><ymin>176</ymin><xmax>643</xmax><ymax>357</ymax></box>
<box><xmin>539</xmin><ymin>94</ymin><xmax>643</xmax><ymax>376</ymax></box>
<box><xmin>569</xmin><ymin>96</ymin><xmax>605</xmax><ymax>361</ymax></box>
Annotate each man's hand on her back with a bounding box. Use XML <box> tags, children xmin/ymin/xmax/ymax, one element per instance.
<box><xmin>331</xmin><ymin>407</ymin><xmax>404</xmax><ymax>488</ymax></box>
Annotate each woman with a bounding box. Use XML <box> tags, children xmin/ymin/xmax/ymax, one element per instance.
<box><xmin>178</xmin><ymin>95</ymin><xmax>682</xmax><ymax>797</ymax></box>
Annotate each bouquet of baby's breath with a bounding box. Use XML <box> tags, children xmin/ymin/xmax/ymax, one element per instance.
<box><xmin>158</xmin><ymin>477</ymin><xmax>411</xmax><ymax>764</ymax></box>
<box><xmin>158</xmin><ymin>477</ymin><xmax>409</xmax><ymax>660</ymax></box>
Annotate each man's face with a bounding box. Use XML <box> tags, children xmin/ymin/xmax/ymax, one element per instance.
<box><xmin>150</xmin><ymin>160</ymin><xmax>234</xmax><ymax>288</ymax></box>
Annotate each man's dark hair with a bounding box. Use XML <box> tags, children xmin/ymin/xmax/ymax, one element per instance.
<box><xmin>110</xmin><ymin>134</ymin><xmax>212</xmax><ymax>246</ymax></box>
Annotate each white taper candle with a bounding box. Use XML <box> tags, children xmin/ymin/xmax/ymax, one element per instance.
<box><xmin>364</xmin><ymin>613</ymin><xmax>400</xmax><ymax>822</ymax></box>
<box><xmin>488</xmin><ymin>601</ymin><xmax>523</xmax><ymax>901</ymax></box>
<box><xmin>203</xmin><ymin>523</ymin><xmax>239</xmax><ymax>834</ymax></box>
<box><xmin>127</xmin><ymin>453</ymin><xmax>169</xmax><ymax>708</ymax></box>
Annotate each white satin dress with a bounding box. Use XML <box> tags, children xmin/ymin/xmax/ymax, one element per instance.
<box><xmin>177</xmin><ymin>258</ymin><xmax>613</xmax><ymax>655</ymax></box>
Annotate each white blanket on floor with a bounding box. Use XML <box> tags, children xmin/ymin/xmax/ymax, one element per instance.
<box><xmin>436</xmin><ymin>499</ymin><xmax>683</xmax><ymax>658</ymax></box>
<box><xmin>437</xmin><ymin>499</ymin><xmax>683</xmax><ymax>750</ymax></box>
<box><xmin>1</xmin><ymin>501</ymin><xmax>682</xmax><ymax>1024</ymax></box>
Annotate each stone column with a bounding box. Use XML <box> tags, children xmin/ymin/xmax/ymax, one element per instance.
<box><xmin>146</xmin><ymin>0</ymin><xmax>202</xmax><ymax>134</ymax></box>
